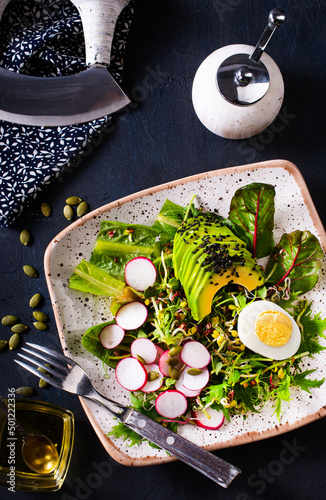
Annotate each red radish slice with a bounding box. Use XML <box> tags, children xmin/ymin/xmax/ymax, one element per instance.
<box><xmin>125</xmin><ymin>257</ymin><xmax>157</xmax><ymax>291</ymax></box>
<box><xmin>192</xmin><ymin>407</ymin><xmax>225</xmax><ymax>430</ymax></box>
<box><xmin>141</xmin><ymin>364</ymin><xmax>164</xmax><ymax>393</ymax></box>
<box><xmin>155</xmin><ymin>390</ymin><xmax>188</xmax><ymax>419</ymax></box>
<box><xmin>131</xmin><ymin>338</ymin><xmax>158</xmax><ymax>364</ymax></box>
<box><xmin>174</xmin><ymin>369</ymin><xmax>201</xmax><ymax>397</ymax></box>
<box><xmin>183</xmin><ymin>366</ymin><xmax>209</xmax><ymax>391</ymax></box>
<box><xmin>158</xmin><ymin>350</ymin><xmax>183</xmax><ymax>377</ymax></box>
<box><xmin>115</xmin><ymin>357</ymin><xmax>147</xmax><ymax>391</ymax></box>
<box><xmin>180</xmin><ymin>340</ymin><xmax>211</xmax><ymax>369</ymax></box>
<box><xmin>154</xmin><ymin>345</ymin><xmax>164</xmax><ymax>364</ymax></box>
<box><xmin>99</xmin><ymin>323</ymin><xmax>125</xmax><ymax>349</ymax></box>
<box><xmin>115</xmin><ymin>301</ymin><xmax>148</xmax><ymax>330</ymax></box>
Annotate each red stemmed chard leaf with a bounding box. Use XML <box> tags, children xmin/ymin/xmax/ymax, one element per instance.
<box><xmin>229</xmin><ymin>183</ymin><xmax>275</xmax><ymax>258</ymax></box>
<box><xmin>265</xmin><ymin>230</ymin><xmax>324</xmax><ymax>293</ymax></box>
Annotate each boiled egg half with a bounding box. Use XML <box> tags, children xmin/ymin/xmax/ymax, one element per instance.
<box><xmin>237</xmin><ymin>301</ymin><xmax>301</xmax><ymax>360</ymax></box>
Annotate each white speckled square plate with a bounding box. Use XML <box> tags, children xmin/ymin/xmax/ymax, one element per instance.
<box><xmin>44</xmin><ymin>160</ymin><xmax>326</xmax><ymax>466</ymax></box>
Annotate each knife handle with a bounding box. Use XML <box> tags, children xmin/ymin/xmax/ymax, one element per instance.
<box><xmin>124</xmin><ymin>410</ymin><xmax>241</xmax><ymax>488</ymax></box>
<box><xmin>71</xmin><ymin>0</ymin><xmax>131</xmax><ymax>66</ymax></box>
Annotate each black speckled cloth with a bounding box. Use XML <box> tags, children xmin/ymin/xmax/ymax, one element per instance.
<box><xmin>0</xmin><ymin>0</ymin><xmax>134</xmax><ymax>226</ymax></box>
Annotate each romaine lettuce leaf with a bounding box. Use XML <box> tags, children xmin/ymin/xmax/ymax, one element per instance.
<box><xmin>68</xmin><ymin>260</ymin><xmax>125</xmax><ymax>296</ymax></box>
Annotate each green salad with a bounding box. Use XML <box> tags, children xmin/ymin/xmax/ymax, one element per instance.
<box><xmin>69</xmin><ymin>182</ymin><xmax>326</xmax><ymax>446</ymax></box>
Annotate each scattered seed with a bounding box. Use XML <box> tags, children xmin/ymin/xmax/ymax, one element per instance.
<box><xmin>168</xmin><ymin>346</ymin><xmax>183</xmax><ymax>357</ymax></box>
<box><xmin>20</xmin><ymin>229</ymin><xmax>31</xmax><ymax>246</ymax></box>
<box><xmin>63</xmin><ymin>205</ymin><xmax>74</xmax><ymax>220</ymax></box>
<box><xmin>33</xmin><ymin>321</ymin><xmax>47</xmax><ymax>331</ymax></box>
<box><xmin>1</xmin><ymin>315</ymin><xmax>18</xmax><ymax>326</ymax></box>
<box><xmin>23</xmin><ymin>265</ymin><xmax>38</xmax><ymax>278</ymax></box>
<box><xmin>135</xmin><ymin>354</ymin><xmax>146</xmax><ymax>364</ymax></box>
<box><xmin>0</xmin><ymin>340</ymin><xmax>7</xmax><ymax>351</ymax></box>
<box><xmin>29</xmin><ymin>293</ymin><xmax>42</xmax><ymax>308</ymax></box>
<box><xmin>148</xmin><ymin>371</ymin><xmax>160</xmax><ymax>382</ymax></box>
<box><xmin>9</xmin><ymin>333</ymin><xmax>20</xmax><ymax>350</ymax></box>
<box><xmin>169</xmin><ymin>366</ymin><xmax>180</xmax><ymax>380</ymax></box>
<box><xmin>11</xmin><ymin>324</ymin><xmax>28</xmax><ymax>334</ymax></box>
<box><xmin>66</xmin><ymin>196</ymin><xmax>82</xmax><ymax>205</ymax></box>
<box><xmin>38</xmin><ymin>365</ymin><xmax>50</xmax><ymax>388</ymax></box>
<box><xmin>33</xmin><ymin>311</ymin><xmax>48</xmax><ymax>323</ymax></box>
<box><xmin>15</xmin><ymin>386</ymin><xmax>35</xmax><ymax>397</ymax></box>
<box><xmin>166</xmin><ymin>357</ymin><xmax>178</xmax><ymax>367</ymax></box>
<box><xmin>41</xmin><ymin>202</ymin><xmax>51</xmax><ymax>217</ymax></box>
<box><xmin>77</xmin><ymin>201</ymin><xmax>88</xmax><ymax>217</ymax></box>
<box><xmin>187</xmin><ymin>368</ymin><xmax>202</xmax><ymax>376</ymax></box>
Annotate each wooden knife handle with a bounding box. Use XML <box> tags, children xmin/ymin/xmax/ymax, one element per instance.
<box><xmin>71</xmin><ymin>0</ymin><xmax>131</xmax><ymax>66</ymax></box>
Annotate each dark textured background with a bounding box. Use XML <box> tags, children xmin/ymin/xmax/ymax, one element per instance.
<box><xmin>0</xmin><ymin>0</ymin><xmax>326</xmax><ymax>499</ymax></box>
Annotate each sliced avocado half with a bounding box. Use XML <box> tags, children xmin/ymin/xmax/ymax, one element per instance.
<box><xmin>173</xmin><ymin>213</ymin><xmax>264</xmax><ymax>321</ymax></box>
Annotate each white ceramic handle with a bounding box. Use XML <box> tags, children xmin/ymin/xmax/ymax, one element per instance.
<box><xmin>70</xmin><ymin>0</ymin><xmax>130</xmax><ymax>66</ymax></box>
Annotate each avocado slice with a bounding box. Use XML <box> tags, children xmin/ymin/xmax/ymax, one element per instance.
<box><xmin>173</xmin><ymin>213</ymin><xmax>264</xmax><ymax>321</ymax></box>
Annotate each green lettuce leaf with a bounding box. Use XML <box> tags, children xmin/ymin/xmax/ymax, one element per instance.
<box><xmin>90</xmin><ymin>220</ymin><xmax>159</xmax><ymax>278</ymax></box>
<box><xmin>69</xmin><ymin>260</ymin><xmax>125</xmax><ymax>296</ymax></box>
<box><xmin>265</xmin><ymin>230</ymin><xmax>324</xmax><ymax>293</ymax></box>
<box><xmin>151</xmin><ymin>199</ymin><xmax>185</xmax><ymax>242</ymax></box>
<box><xmin>229</xmin><ymin>183</ymin><xmax>275</xmax><ymax>258</ymax></box>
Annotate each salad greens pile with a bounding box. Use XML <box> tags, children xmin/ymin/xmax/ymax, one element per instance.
<box><xmin>69</xmin><ymin>183</ymin><xmax>326</xmax><ymax>446</ymax></box>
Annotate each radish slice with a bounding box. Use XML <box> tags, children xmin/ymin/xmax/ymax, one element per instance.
<box><xmin>192</xmin><ymin>407</ymin><xmax>225</xmax><ymax>430</ymax></box>
<box><xmin>180</xmin><ymin>340</ymin><xmax>211</xmax><ymax>369</ymax></box>
<box><xmin>141</xmin><ymin>364</ymin><xmax>164</xmax><ymax>393</ymax></box>
<box><xmin>115</xmin><ymin>357</ymin><xmax>147</xmax><ymax>391</ymax></box>
<box><xmin>125</xmin><ymin>257</ymin><xmax>157</xmax><ymax>291</ymax></box>
<box><xmin>115</xmin><ymin>301</ymin><xmax>148</xmax><ymax>330</ymax></box>
<box><xmin>174</xmin><ymin>369</ymin><xmax>201</xmax><ymax>397</ymax></box>
<box><xmin>159</xmin><ymin>350</ymin><xmax>183</xmax><ymax>377</ymax></box>
<box><xmin>155</xmin><ymin>390</ymin><xmax>188</xmax><ymax>419</ymax></box>
<box><xmin>154</xmin><ymin>345</ymin><xmax>164</xmax><ymax>364</ymax></box>
<box><xmin>131</xmin><ymin>338</ymin><xmax>158</xmax><ymax>364</ymax></box>
<box><xmin>99</xmin><ymin>323</ymin><xmax>125</xmax><ymax>349</ymax></box>
<box><xmin>183</xmin><ymin>366</ymin><xmax>209</xmax><ymax>391</ymax></box>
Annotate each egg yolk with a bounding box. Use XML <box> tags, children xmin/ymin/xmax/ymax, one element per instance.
<box><xmin>254</xmin><ymin>311</ymin><xmax>292</xmax><ymax>347</ymax></box>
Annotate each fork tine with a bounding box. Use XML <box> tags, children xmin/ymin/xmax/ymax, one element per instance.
<box><xmin>25</xmin><ymin>342</ymin><xmax>77</xmax><ymax>366</ymax></box>
<box><xmin>17</xmin><ymin>353</ymin><xmax>65</xmax><ymax>381</ymax></box>
<box><xmin>14</xmin><ymin>360</ymin><xmax>62</xmax><ymax>389</ymax></box>
<box><xmin>21</xmin><ymin>347</ymin><xmax>69</xmax><ymax>374</ymax></box>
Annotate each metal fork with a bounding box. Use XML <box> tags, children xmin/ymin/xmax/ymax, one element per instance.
<box><xmin>15</xmin><ymin>342</ymin><xmax>241</xmax><ymax>488</ymax></box>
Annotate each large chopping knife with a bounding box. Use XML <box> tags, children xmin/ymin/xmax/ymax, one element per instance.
<box><xmin>0</xmin><ymin>0</ymin><xmax>131</xmax><ymax>126</ymax></box>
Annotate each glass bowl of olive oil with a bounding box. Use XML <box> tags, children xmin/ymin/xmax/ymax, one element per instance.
<box><xmin>0</xmin><ymin>399</ymin><xmax>74</xmax><ymax>492</ymax></box>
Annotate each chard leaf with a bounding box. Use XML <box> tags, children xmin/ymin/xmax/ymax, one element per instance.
<box><xmin>91</xmin><ymin>220</ymin><xmax>159</xmax><ymax>278</ymax></box>
<box><xmin>265</xmin><ymin>230</ymin><xmax>324</xmax><ymax>293</ymax></box>
<box><xmin>229</xmin><ymin>183</ymin><xmax>275</xmax><ymax>258</ymax></box>
<box><xmin>291</xmin><ymin>369</ymin><xmax>324</xmax><ymax>394</ymax></box>
<box><xmin>69</xmin><ymin>260</ymin><xmax>125</xmax><ymax>296</ymax></box>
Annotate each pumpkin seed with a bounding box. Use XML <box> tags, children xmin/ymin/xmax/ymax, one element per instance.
<box><xmin>15</xmin><ymin>386</ymin><xmax>35</xmax><ymax>397</ymax></box>
<box><xmin>33</xmin><ymin>311</ymin><xmax>48</xmax><ymax>323</ymax></box>
<box><xmin>169</xmin><ymin>366</ymin><xmax>180</xmax><ymax>380</ymax></box>
<box><xmin>166</xmin><ymin>357</ymin><xmax>178</xmax><ymax>367</ymax></box>
<box><xmin>187</xmin><ymin>368</ymin><xmax>202</xmax><ymax>376</ymax></box>
<box><xmin>63</xmin><ymin>205</ymin><xmax>74</xmax><ymax>220</ymax></box>
<box><xmin>38</xmin><ymin>365</ymin><xmax>50</xmax><ymax>388</ymax></box>
<box><xmin>9</xmin><ymin>333</ymin><xmax>20</xmax><ymax>350</ymax></box>
<box><xmin>29</xmin><ymin>293</ymin><xmax>42</xmax><ymax>308</ymax></box>
<box><xmin>23</xmin><ymin>265</ymin><xmax>38</xmax><ymax>278</ymax></box>
<box><xmin>77</xmin><ymin>201</ymin><xmax>88</xmax><ymax>217</ymax></box>
<box><xmin>20</xmin><ymin>229</ymin><xmax>31</xmax><ymax>246</ymax></box>
<box><xmin>33</xmin><ymin>321</ymin><xmax>47</xmax><ymax>331</ymax></box>
<box><xmin>66</xmin><ymin>196</ymin><xmax>82</xmax><ymax>205</ymax></box>
<box><xmin>168</xmin><ymin>346</ymin><xmax>183</xmax><ymax>357</ymax></box>
<box><xmin>0</xmin><ymin>340</ymin><xmax>7</xmax><ymax>351</ymax></box>
<box><xmin>1</xmin><ymin>315</ymin><xmax>18</xmax><ymax>326</ymax></box>
<box><xmin>148</xmin><ymin>371</ymin><xmax>160</xmax><ymax>381</ymax></box>
<box><xmin>41</xmin><ymin>202</ymin><xmax>51</xmax><ymax>217</ymax></box>
<box><xmin>11</xmin><ymin>324</ymin><xmax>28</xmax><ymax>334</ymax></box>
<box><xmin>135</xmin><ymin>354</ymin><xmax>146</xmax><ymax>364</ymax></box>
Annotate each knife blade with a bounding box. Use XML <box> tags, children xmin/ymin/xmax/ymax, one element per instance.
<box><xmin>0</xmin><ymin>0</ymin><xmax>131</xmax><ymax>126</ymax></box>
